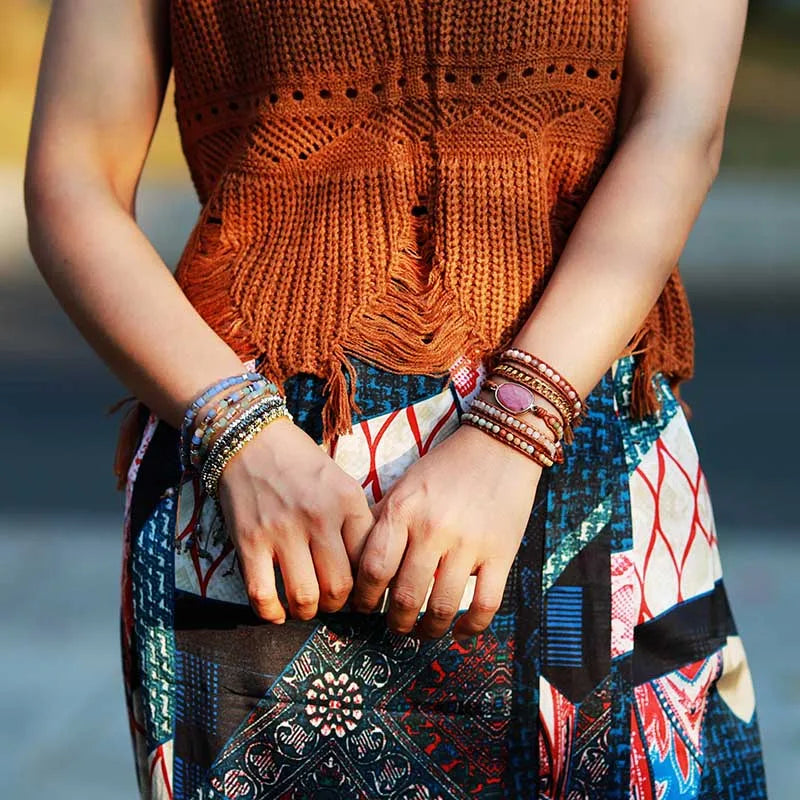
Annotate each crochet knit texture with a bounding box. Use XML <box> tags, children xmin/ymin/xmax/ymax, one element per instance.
<box><xmin>113</xmin><ymin>0</ymin><xmax>696</xmax><ymax>483</ymax></box>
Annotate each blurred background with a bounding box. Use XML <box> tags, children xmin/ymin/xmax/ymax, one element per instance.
<box><xmin>1</xmin><ymin>0</ymin><xmax>798</xmax><ymax>797</ymax></box>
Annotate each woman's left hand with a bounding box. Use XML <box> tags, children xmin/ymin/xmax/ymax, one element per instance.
<box><xmin>349</xmin><ymin>421</ymin><xmax>543</xmax><ymax>641</ymax></box>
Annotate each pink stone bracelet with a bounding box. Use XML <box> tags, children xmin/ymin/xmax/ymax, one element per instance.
<box><xmin>499</xmin><ymin>347</ymin><xmax>584</xmax><ymax>419</ymax></box>
<box><xmin>468</xmin><ymin>397</ymin><xmax>562</xmax><ymax>461</ymax></box>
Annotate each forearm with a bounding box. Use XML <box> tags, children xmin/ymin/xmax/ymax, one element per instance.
<box><xmin>511</xmin><ymin>114</ymin><xmax>721</xmax><ymax>402</ymax></box>
<box><xmin>25</xmin><ymin>175</ymin><xmax>248</xmax><ymax>430</ymax></box>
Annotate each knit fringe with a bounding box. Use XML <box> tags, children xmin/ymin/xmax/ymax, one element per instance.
<box><xmin>108</xmin><ymin>395</ymin><xmax>148</xmax><ymax>491</ymax></box>
<box><xmin>174</xmin><ymin>198</ymin><xmax>259</xmax><ymax>360</ymax></box>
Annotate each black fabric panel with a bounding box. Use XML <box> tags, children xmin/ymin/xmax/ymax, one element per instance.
<box><xmin>128</xmin><ymin>417</ymin><xmax>181</xmax><ymax>538</ymax></box>
<box><xmin>542</xmin><ymin>530</ymin><xmax>612</xmax><ymax>704</ymax></box>
<box><xmin>633</xmin><ymin>580</ymin><xmax>736</xmax><ymax>685</ymax></box>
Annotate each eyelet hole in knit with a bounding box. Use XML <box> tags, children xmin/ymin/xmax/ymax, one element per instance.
<box><xmin>269</xmin><ymin>93</ymin><xmax>279</xmax><ymax>104</ymax></box>
<box><xmin>372</xmin><ymin>82</ymin><xmax>384</xmax><ymax>93</ymax></box>
<box><xmin>496</xmin><ymin>71</ymin><xmax>508</xmax><ymax>83</ymax></box>
<box><xmin>470</xmin><ymin>73</ymin><xmax>482</xmax><ymax>84</ymax></box>
<box><xmin>345</xmin><ymin>87</ymin><xmax>358</xmax><ymax>98</ymax></box>
<box><xmin>587</xmin><ymin>67</ymin><xmax>599</xmax><ymax>79</ymax></box>
<box><xmin>421</xmin><ymin>72</ymin><xmax>433</xmax><ymax>83</ymax></box>
<box><xmin>546</xmin><ymin>64</ymin><xmax>556</xmax><ymax>75</ymax></box>
<box><xmin>292</xmin><ymin>90</ymin><xmax>304</xmax><ymax>101</ymax></box>
<box><xmin>320</xmin><ymin>88</ymin><xmax>332</xmax><ymax>99</ymax></box>
<box><xmin>444</xmin><ymin>72</ymin><xmax>456</xmax><ymax>83</ymax></box>
<box><xmin>398</xmin><ymin>76</ymin><xmax>407</xmax><ymax>87</ymax></box>
<box><xmin>610</xmin><ymin>68</ymin><xmax>619</xmax><ymax>80</ymax></box>
<box><xmin>565</xmin><ymin>64</ymin><xmax>575</xmax><ymax>75</ymax></box>
<box><xmin>522</xmin><ymin>66</ymin><xmax>534</xmax><ymax>77</ymax></box>
<box><xmin>411</xmin><ymin>204</ymin><xmax>428</xmax><ymax>216</ymax></box>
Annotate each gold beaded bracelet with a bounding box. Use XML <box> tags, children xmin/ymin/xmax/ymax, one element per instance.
<box><xmin>201</xmin><ymin>400</ymin><xmax>292</xmax><ymax>499</ymax></box>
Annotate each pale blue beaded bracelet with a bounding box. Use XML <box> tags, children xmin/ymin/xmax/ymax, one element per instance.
<box><xmin>179</xmin><ymin>371</ymin><xmax>265</xmax><ymax>469</ymax></box>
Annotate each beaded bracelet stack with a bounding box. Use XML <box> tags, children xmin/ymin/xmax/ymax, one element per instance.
<box><xmin>179</xmin><ymin>371</ymin><xmax>293</xmax><ymax>499</ymax></box>
<box><xmin>460</xmin><ymin>346</ymin><xmax>584</xmax><ymax>468</ymax></box>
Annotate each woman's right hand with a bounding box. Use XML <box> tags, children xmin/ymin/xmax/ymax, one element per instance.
<box><xmin>217</xmin><ymin>417</ymin><xmax>375</xmax><ymax>624</ymax></box>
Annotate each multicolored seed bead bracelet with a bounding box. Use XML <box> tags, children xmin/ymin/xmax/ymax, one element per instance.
<box><xmin>201</xmin><ymin>397</ymin><xmax>293</xmax><ymax>499</ymax></box>
<box><xmin>179</xmin><ymin>371</ymin><xmax>266</xmax><ymax>469</ymax></box>
<box><xmin>189</xmin><ymin>380</ymin><xmax>276</xmax><ymax>469</ymax></box>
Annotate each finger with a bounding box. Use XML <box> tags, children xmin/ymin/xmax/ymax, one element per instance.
<box><xmin>351</xmin><ymin>511</ymin><xmax>408</xmax><ymax>614</ymax></box>
<box><xmin>340</xmin><ymin>499</ymin><xmax>380</xmax><ymax>573</ymax></box>
<box><xmin>413</xmin><ymin>549</ymin><xmax>475</xmax><ymax>640</ymax></box>
<box><xmin>386</xmin><ymin>542</ymin><xmax>441</xmax><ymax>635</ymax></box>
<box><xmin>309</xmin><ymin>527</ymin><xmax>354</xmax><ymax>613</ymax></box>
<box><xmin>238</xmin><ymin>545</ymin><xmax>286</xmax><ymax>624</ymax></box>
<box><xmin>451</xmin><ymin>559</ymin><xmax>507</xmax><ymax>642</ymax></box>
<box><xmin>274</xmin><ymin>536</ymin><xmax>320</xmax><ymax>621</ymax></box>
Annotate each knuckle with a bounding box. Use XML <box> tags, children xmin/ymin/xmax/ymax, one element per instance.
<box><xmin>426</xmin><ymin>600</ymin><xmax>458</xmax><ymax>621</ymax></box>
<box><xmin>289</xmin><ymin>587</ymin><xmax>319</xmax><ymax>610</ymax></box>
<box><xmin>337</xmin><ymin>479</ymin><xmax>364</xmax><ymax>506</ymax></box>
<box><xmin>390</xmin><ymin>587</ymin><xmax>420</xmax><ymax>612</ymax></box>
<box><xmin>323</xmin><ymin>574</ymin><xmax>354</xmax><ymax>601</ymax></box>
<box><xmin>359</xmin><ymin>556</ymin><xmax>391</xmax><ymax>586</ymax></box>
<box><xmin>248</xmin><ymin>585</ymin><xmax>278</xmax><ymax>608</ymax></box>
<box><xmin>473</xmin><ymin>595</ymin><xmax>502</xmax><ymax>615</ymax></box>
<box><xmin>385</xmin><ymin>492</ymin><xmax>414</xmax><ymax>521</ymax></box>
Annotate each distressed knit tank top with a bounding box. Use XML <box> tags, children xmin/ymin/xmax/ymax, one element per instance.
<box><xmin>164</xmin><ymin>0</ymin><xmax>695</xmax><ymax>447</ymax></box>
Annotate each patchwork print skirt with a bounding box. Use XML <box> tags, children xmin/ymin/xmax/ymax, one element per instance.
<box><xmin>120</xmin><ymin>354</ymin><xmax>767</xmax><ymax>799</ymax></box>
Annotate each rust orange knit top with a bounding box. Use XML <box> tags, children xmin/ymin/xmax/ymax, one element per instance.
<box><xmin>113</xmin><ymin>0</ymin><xmax>695</xmax><ymax>484</ymax></box>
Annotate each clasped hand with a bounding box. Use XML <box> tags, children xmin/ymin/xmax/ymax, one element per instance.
<box><xmin>218</xmin><ymin>418</ymin><xmax>542</xmax><ymax>641</ymax></box>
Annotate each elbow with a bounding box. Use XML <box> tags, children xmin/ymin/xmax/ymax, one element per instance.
<box><xmin>704</xmin><ymin>121</ymin><xmax>725</xmax><ymax>185</ymax></box>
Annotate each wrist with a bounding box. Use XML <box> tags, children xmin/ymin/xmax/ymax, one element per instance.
<box><xmin>456</xmin><ymin>418</ymin><xmax>545</xmax><ymax>479</ymax></box>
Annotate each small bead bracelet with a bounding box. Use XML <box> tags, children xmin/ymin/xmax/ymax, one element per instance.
<box><xmin>499</xmin><ymin>347</ymin><xmax>584</xmax><ymax>418</ymax></box>
<box><xmin>465</xmin><ymin>405</ymin><xmax>563</xmax><ymax>464</ymax></box>
<box><xmin>202</xmin><ymin>406</ymin><xmax>293</xmax><ymax>500</ymax></box>
<box><xmin>202</xmin><ymin>394</ymin><xmax>286</xmax><ymax>479</ymax></box>
<box><xmin>190</xmin><ymin>381</ymin><xmax>277</xmax><ymax>469</ymax></box>
<box><xmin>180</xmin><ymin>371</ymin><xmax>266</xmax><ymax>469</ymax></box>
<box><xmin>492</xmin><ymin>363</ymin><xmax>577</xmax><ymax>431</ymax></box>
<box><xmin>201</xmin><ymin>398</ymin><xmax>292</xmax><ymax>499</ymax></box>
<box><xmin>481</xmin><ymin>379</ymin><xmax>565</xmax><ymax>440</ymax></box>
<box><xmin>462</xmin><ymin>411</ymin><xmax>555</xmax><ymax>468</ymax></box>
<box><xmin>468</xmin><ymin>397</ymin><xmax>562</xmax><ymax>461</ymax></box>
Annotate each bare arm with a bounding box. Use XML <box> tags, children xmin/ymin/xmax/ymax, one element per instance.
<box><xmin>511</xmin><ymin>0</ymin><xmax>748</xmax><ymax>397</ymax></box>
<box><xmin>350</xmin><ymin>0</ymin><xmax>748</xmax><ymax>641</ymax></box>
<box><xmin>25</xmin><ymin>0</ymin><xmax>375</xmax><ymax>623</ymax></box>
<box><xmin>24</xmin><ymin>0</ymin><xmax>247</xmax><ymax>430</ymax></box>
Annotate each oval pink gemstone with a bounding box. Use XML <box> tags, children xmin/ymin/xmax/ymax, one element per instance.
<box><xmin>495</xmin><ymin>381</ymin><xmax>534</xmax><ymax>414</ymax></box>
